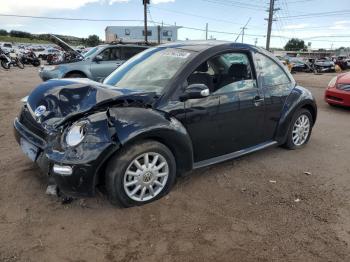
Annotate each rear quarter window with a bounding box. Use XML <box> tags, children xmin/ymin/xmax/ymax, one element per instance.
<box><xmin>255</xmin><ymin>53</ymin><xmax>291</xmax><ymax>86</ymax></box>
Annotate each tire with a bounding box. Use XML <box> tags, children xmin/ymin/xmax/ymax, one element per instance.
<box><xmin>32</xmin><ymin>60</ymin><xmax>41</xmax><ymax>67</ymax></box>
<box><xmin>1</xmin><ymin>60</ymin><xmax>10</xmax><ymax>69</ymax></box>
<box><xmin>106</xmin><ymin>140</ymin><xmax>176</xmax><ymax>207</ymax></box>
<box><xmin>283</xmin><ymin>109</ymin><xmax>313</xmax><ymax>150</ymax></box>
<box><xmin>16</xmin><ymin>59</ymin><xmax>24</xmax><ymax>69</ymax></box>
<box><xmin>65</xmin><ymin>72</ymin><xmax>85</xmax><ymax>78</ymax></box>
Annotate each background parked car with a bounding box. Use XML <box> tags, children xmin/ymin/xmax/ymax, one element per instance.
<box><xmin>333</xmin><ymin>56</ymin><xmax>349</xmax><ymax>70</ymax></box>
<box><xmin>325</xmin><ymin>72</ymin><xmax>350</xmax><ymax>107</ymax></box>
<box><xmin>289</xmin><ymin>57</ymin><xmax>312</xmax><ymax>73</ymax></box>
<box><xmin>35</xmin><ymin>48</ymin><xmax>61</xmax><ymax>60</ymax></box>
<box><xmin>39</xmin><ymin>40</ymin><xmax>149</xmax><ymax>82</ymax></box>
<box><xmin>0</xmin><ymin>42</ymin><xmax>14</xmax><ymax>53</ymax></box>
<box><xmin>313</xmin><ymin>57</ymin><xmax>335</xmax><ymax>73</ymax></box>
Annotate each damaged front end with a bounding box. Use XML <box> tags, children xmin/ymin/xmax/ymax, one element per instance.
<box><xmin>14</xmin><ymin>78</ymin><xmax>156</xmax><ymax>197</ymax></box>
<box><xmin>14</xmin><ymin>105</ymin><xmax>120</xmax><ymax>196</ymax></box>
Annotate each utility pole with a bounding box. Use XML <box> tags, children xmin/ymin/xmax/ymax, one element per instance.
<box><xmin>205</xmin><ymin>23</ymin><xmax>208</xmax><ymax>40</ymax></box>
<box><xmin>266</xmin><ymin>0</ymin><xmax>279</xmax><ymax>51</ymax></box>
<box><xmin>254</xmin><ymin>38</ymin><xmax>258</xmax><ymax>46</ymax></box>
<box><xmin>143</xmin><ymin>0</ymin><xmax>150</xmax><ymax>43</ymax></box>
<box><xmin>240</xmin><ymin>25</ymin><xmax>247</xmax><ymax>43</ymax></box>
<box><xmin>157</xmin><ymin>25</ymin><xmax>161</xmax><ymax>44</ymax></box>
<box><xmin>235</xmin><ymin>17</ymin><xmax>251</xmax><ymax>43</ymax></box>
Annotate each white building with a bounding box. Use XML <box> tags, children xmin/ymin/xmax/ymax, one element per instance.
<box><xmin>105</xmin><ymin>26</ymin><xmax>181</xmax><ymax>43</ymax></box>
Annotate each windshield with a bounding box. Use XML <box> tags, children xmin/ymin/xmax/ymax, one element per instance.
<box><xmin>104</xmin><ymin>47</ymin><xmax>195</xmax><ymax>93</ymax></box>
<box><xmin>83</xmin><ymin>47</ymin><xmax>99</xmax><ymax>58</ymax></box>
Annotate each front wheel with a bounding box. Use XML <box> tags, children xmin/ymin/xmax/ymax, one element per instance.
<box><xmin>283</xmin><ymin>109</ymin><xmax>313</xmax><ymax>150</ymax></box>
<box><xmin>106</xmin><ymin>140</ymin><xmax>176</xmax><ymax>207</ymax></box>
<box><xmin>1</xmin><ymin>59</ymin><xmax>10</xmax><ymax>69</ymax></box>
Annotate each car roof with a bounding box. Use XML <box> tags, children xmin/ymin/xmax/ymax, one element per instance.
<box><xmin>97</xmin><ymin>43</ymin><xmax>150</xmax><ymax>49</ymax></box>
<box><xmin>158</xmin><ymin>40</ymin><xmax>262</xmax><ymax>53</ymax></box>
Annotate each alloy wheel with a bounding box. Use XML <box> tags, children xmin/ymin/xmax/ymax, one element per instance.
<box><xmin>123</xmin><ymin>152</ymin><xmax>169</xmax><ymax>202</ymax></box>
<box><xmin>292</xmin><ymin>114</ymin><xmax>310</xmax><ymax>146</ymax></box>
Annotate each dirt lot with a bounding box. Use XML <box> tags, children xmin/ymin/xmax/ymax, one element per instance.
<box><xmin>0</xmin><ymin>67</ymin><xmax>349</xmax><ymax>262</ymax></box>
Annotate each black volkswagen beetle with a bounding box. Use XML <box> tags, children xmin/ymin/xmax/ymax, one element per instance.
<box><xmin>14</xmin><ymin>41</ymin><xmax>317</xmax><ymax>207</ymax></box>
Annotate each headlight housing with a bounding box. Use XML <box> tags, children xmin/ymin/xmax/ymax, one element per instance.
<box><xmin>44</xmin><ymin>65</ymin><xmax>58</xmax><ymax>71</ymax></box>
<box><xmin>65</xmin><ymin>121</ymin><xmax>87</xmax><ymax>147</ymax></box>
<box><xmin>328</xmin><ymin>76</ymin><xmax>337</xmax><ymax>88</ymax></box>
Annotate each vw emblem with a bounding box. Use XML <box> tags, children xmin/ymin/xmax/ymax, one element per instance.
<box><xmin>34</xmin><ymin>105</ymin><xmax>46</xmax><ymax>117</ymax></box>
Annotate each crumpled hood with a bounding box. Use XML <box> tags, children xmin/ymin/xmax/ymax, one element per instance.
<box><xmin>26</xmin><ymin>78</ymin><xmax>156</xmax><ymax>128</ymax></box>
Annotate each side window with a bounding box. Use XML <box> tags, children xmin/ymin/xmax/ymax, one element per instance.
<box><xmin>99</xmin><ymin>47</ymin><xmax>120</xmax><ymax>61</ymax></box>
<box><xmin>99</xmin><ymin>48</ymin><xmax>111</xmax><ymax>61</ymax></box>
<box><xmin>187</xmin><ymin>52</ymin><xmax>256</xmax><ymax>94</ymax></box>
<box><xmin>110</xmin><ymin>47</ymin><xmax>120</xmax><ymax>60</ymax></box>
<box><xmin>255</xmin><ymin>53</ymin><xmax>291</xmax><ymax>86</ymax></box>
<box><xmin>122</xmin><ymin>47</ymin><xmax>144</xmax><ymax>60</ymax></box>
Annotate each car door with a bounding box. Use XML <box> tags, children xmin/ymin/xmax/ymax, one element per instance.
<box><xmin>254</xmin><ymin>52</ymin><xmax>293</xmax><ymax>141</ymax></box>
<box><xmin>90</xmin><ymin>47</ymin><xmax>123</xmax><ymax>81</ymax></box>
<box><xmin>211</xmin><ymin>52</ymin><xmax>265</xmax><ymax>155</ymax></box>
<box><xmin>183</xmin><ymin>61</ymin><xmax>221</xmax><ymax>162</ymax></box>
<box><xmin>183</xmin><ymin>51</ymin><xmax>265</xmax><ymax>162</ymax></box>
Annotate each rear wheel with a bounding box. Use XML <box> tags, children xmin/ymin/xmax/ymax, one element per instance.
<box><xmin>16</xmin><ymin>59</ymin><xmax>24</xmax><ymax>69</ymax></box>
<box><xmin>106</xmin><ymin>140</ymin><xmax>176</xmax><ymax>207</ymax></box>
<box><xmin>283</xmin><ymin>109</ymin><xmax>313</xmax><ymax>150</ymax></box>
<box><xmin>32</xmin><ymin>60</ymin><xmax>41</xmax><ymax>67</ymax></box>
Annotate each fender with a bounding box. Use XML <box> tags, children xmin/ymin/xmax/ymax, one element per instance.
<box><xmin>275</xmin><ymin>85</ymin><xmax>317</xmax><ymax>144</ymax></box>
<box><xmin>108</xmin><ymin>107</ymin><xmax>194</xmax><ymax>173</ymax></box>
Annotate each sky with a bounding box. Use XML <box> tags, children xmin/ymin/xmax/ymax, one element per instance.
<box><xmin>1</xmin><ymin>0</ymin><xmax>350</xmax><ymax>49</ymax></box>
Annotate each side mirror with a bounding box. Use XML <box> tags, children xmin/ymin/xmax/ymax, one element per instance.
<box><xmin>94</xmin><ymin>55</ymin><xmax>103</xmax><ymax>62</ymax></box>
<box><xmin>180</xmin><ymin>83</ymin><xmax>210</xmax><ymax>101</ymax></box>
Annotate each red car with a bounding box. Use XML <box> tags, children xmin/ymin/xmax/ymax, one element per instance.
<box><xmin>325</xmin><ymin>72</ymin><xmax>350</xmax><ymax>107</ymax></box>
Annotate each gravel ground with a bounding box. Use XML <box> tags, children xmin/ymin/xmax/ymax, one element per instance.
<box><xmin>0</xmin><ymin>67</ymin><xmax>349</xmax><ymax>262</ymax></box>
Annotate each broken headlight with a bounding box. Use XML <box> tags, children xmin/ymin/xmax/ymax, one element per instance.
<box><xmin>65</xmin><ymin>121</ymin><xmax>87</xmax><ymax>147</ymax></box>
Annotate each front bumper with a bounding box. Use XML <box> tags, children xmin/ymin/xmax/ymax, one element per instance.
<box><xmin>325</xmin><ymin>88</ymin><xmax>350</xmax><ymax>107</ymax></box>
<box><xmin>14</xmin><ymin>118</ymin><xmax>118</xmax><ymax>197</ymax></box>
<box><xmin>38</xmin><ymin>68</ymin><xmax>63</xmax><ymax>81</ymax></box>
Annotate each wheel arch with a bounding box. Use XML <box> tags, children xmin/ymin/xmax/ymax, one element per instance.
<box><xmin>121</xmin><ymin>129</ymin><xmax>194</xmax><ymax>175</ymax></box>
<box><xmin>94</xmin><ymin>107</ymin><xmax>194</xmax><ymax>190</ymax></box>
<box><xmin>63</xmin><ymin>70</ymin><xmax>88</xmax><ymax>78</ymax></box>
<box><xmin>275</xmin><ymin>86</ymin><xmax>317</xmax><ymax>144</ymax></box>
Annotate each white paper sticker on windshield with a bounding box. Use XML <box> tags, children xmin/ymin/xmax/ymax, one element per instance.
<box><xmin>162</xmin><ymin>50</ymin><xmax>191</xmax><ymax>59</ymax></box>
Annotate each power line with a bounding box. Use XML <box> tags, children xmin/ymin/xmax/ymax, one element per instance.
<box><xmin>278</xmin><ymin>10</ymin><xmax>350</xmax><ymax>19</ymax></box>
<box><xmin>0</xmin><ymin>13</ymin><xmax>144</xmax><ymax>22</ymax></box>
<box><xmin>201</xmin><ymin>0</ymin><xmax>265</xmax><ymax>11</ymax></box>
<box><xmin>149</xmin><ymin>5</ymin><xmax>253</xmax><ymax>26</ymax></box>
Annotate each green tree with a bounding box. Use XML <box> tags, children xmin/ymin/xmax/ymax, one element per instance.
<box><xmin>284</xmin><ymin>38</ymin><xmax>307</xmax><ymax>51</ymax></box>
<box><xmin>9</xmin><ymin>30</ymin><xmax>32</xmax><ymax>38</ymax></box>
<box><xmin>85</xmin><ymin>35</ymin><xmax>100</xmax><ymax>47</ymax></box>
<box><xmin>0</xmin><ymin>29</ymin><xmax>8</xmax><ymax>36</ymax></box>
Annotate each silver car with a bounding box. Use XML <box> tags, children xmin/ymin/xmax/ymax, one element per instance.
<box><xmin>39</xmin><ymin>42</ymin><xmax>148</xmax><ymax>82</ymax></box>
